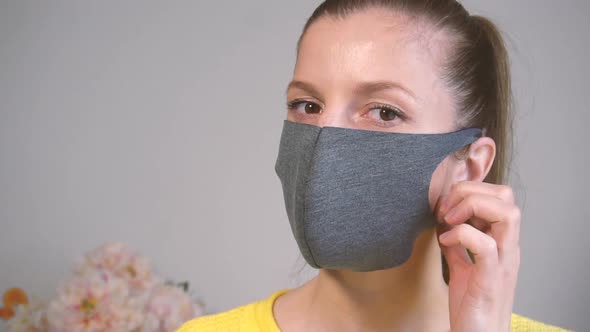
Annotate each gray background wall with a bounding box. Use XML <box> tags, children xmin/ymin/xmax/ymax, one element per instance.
<box><xmin>0</xmin><ymin>0</ymin><xmax>588</xmax><ymax>330</ymax></box>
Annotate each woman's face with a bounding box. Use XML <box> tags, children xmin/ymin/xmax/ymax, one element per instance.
<box><xmin>286</xmin><ymin>9</ymin><xmax>464</xmax><ymax>209</ymax></box>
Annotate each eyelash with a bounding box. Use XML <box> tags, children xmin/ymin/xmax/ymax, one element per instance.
<box><xmin>286</xmin><ymin>99</ymin><xmax>406</xmax><ymax>127</ymax></box>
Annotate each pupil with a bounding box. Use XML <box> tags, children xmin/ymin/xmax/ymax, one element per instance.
<box><xmin>380</xmin><ymin>109</ymin><xmax>397</xmax><ymax>121</ymax></box>
<box><xmin>305</xmin><ymin>103</ymin><xmax>320</xmax><ymax>114</ymax></box>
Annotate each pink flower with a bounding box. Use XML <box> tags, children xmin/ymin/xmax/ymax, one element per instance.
<box><xmin>46</xmin><ymin>270</ymin><xmax>143</xmax><ymax>332</ymax></box>
<box><xmin>12</xmin><ymin>243</ymin><xmax>207</xmax><ymax>332</ymax></box>
<box><xmin>140</xmin><ymin>285</ymin><xmax>204</xmax><ymax>332</ymax></box>
<box><xmin>75</xmin><ymin>243</ymin><xmax>159</xmax><ymax>294</ymax></box>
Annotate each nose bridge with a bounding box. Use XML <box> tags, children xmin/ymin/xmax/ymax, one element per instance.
<box><xmin>318</xmin><ymin>104</ymin><xmax>350</xmax><ymax>128</ymax></box>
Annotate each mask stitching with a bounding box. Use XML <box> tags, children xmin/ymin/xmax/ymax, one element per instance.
<box><xmin>301</xmin><ymin>126</ymin><xmax>323</xmax><ymax>269</ymax></box>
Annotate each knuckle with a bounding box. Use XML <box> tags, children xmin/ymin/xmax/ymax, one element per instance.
<box><xmin>499</xmin><ymin>185</ymin><xmax>515</xmax><ymax>202</ymax></box>
<box><xmin>509</xmin><ymin>206</ymin><xmax>522</xmax><ymax>223</ymax></box>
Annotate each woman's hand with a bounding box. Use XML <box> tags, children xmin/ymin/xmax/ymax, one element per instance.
<box><xmin>437</xmin><ymin>181</ymin><xmax>521</xmax><ymax>332</ymax></box>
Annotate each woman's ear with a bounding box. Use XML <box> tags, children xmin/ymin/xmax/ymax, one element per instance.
<box><xmin>463</xmin><ymin>137</ymin><xmax>496</xmax><ymax>182</ymax></box>
<box><xmin>428</xmin><ymin>137</ymin><xmax>496</xmax><ymax>211</ymax></box>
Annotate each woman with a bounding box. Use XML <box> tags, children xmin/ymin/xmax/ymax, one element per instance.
<box><xmin>180</xmin><ymin>0</ymin><xmax>567</xmax><ymax>331</ymax></box>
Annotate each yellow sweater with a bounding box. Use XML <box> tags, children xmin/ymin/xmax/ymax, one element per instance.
<box><xmin>178</xmin><ymin>289</ymin><xmax>569</xmax><ymax>332</ymax></box>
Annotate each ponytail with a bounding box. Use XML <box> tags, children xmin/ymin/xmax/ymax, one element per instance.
<box><xmin>470</xmin><ymin>16</ymin><xmax>513</xmax><ymax>185</ymax></box>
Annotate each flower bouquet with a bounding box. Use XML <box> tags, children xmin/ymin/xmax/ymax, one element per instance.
<box><xmin>1</xmin><ymin>243</ymin><xmax>206</xmax><ymax>331</ymax></box>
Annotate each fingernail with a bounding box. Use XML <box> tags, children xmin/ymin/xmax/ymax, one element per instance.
<box><xmin>439</xmin><ymin>232</ymin><xmax>450</xmax><ymax>242</ymax></box>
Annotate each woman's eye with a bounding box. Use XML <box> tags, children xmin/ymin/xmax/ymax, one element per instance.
<box><xmin>368</xmin><ymin>106</ymin><xmax>402</xmax><ymax>123</ymax></box>
<box><xmin>288</xmin><ymin>101</ymin><xmax>322</xmax><ymax>114</ymax></box>
<box><xmin>378</xmin><ymin>108</ymin><xmax>398</xmax><ymax>121</ymax></box>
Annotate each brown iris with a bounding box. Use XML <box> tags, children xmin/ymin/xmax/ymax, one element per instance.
<box><xmin>304</xmin><ymin>102</ymin><xmax>322</xmax><ymax>114</ymax></box>
<box><xmin>380</xmin><ymin>109</ymin><xmax>398</xmax><ymax>121</ymax></box>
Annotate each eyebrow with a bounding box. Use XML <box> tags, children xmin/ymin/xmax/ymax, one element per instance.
<box><xmin>285</xmin><ymin>80</ymin><xmax>323</xmax><ymax>98</ymax></box>
<box><xmin>286</xmin><ymin>80</ymin><xmax>417</xmax><ymax>100</ymax></box>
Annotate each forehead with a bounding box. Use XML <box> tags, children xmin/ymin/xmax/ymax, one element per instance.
<box><xmin>296</xmin><ymin>9</ymin><xmax>450</xmax><ymax>94</ymax></box>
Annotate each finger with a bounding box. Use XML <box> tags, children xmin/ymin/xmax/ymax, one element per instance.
<box><xmin>441</xmin><ymin>244</ymin><xmax>472</xmax><ymax>272</ymax></box>
<box><xmin>439</xmin><ymin>223</ymin><xmax>499</xmax><ymax>275</ymax></box>
<box><xmin>437</xmin><ymin>224</ymin><xmax>472</xmax><ymax>269</ymax></box>
<box><xmin>439</xmin><ymin>181</ymin><xmax>515</xmax><ymax>216</ymax></box>
<box><xmin>444</xmin><ymin>194</ymin><xmax>521</xmax><ymax>253</ymax></box>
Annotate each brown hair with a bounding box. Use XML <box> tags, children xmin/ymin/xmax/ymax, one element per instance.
<box><xmin>297</xmin><ymin>0</ymin><xmax>513</xmax><ymax>282</ymax></box>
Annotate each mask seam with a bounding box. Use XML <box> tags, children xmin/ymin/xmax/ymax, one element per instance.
<box><xmin>302</xmin><ymin>127</ymin><xmax>322</xmax><ymax>269</ymax></box>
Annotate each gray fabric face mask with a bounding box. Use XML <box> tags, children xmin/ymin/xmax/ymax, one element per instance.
<box><xmin>274</xmin><ymin>120</ymin><xmax>482</xmax><ymax>272</ymax></box>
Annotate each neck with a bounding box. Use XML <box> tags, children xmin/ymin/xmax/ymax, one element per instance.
<box><xmin>276</xmin><ymin>229</ymin><xmax>450</xmax><ymax>332</ymax></box>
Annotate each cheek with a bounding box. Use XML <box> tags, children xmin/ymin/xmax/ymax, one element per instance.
<box><xmin>428</xmin><ymin>157</ymin><xmax>453</xmax><ymax>211</ymax></box>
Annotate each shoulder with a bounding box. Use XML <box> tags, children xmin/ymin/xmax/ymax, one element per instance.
<box><xmin>511</xmin><ymin>313</ymin><xmax>570</xmax><ymax>331</ymax></box>
<box><xmin>177</xmin><ymin>289</ymin><xmax>289</xmax><ymax>332</ymax></box>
